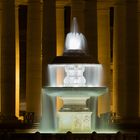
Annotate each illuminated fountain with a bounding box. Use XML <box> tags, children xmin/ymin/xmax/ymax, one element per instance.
<box><xmin>40</xmin><ymin>18</ymin><xmax>108</xmax><ymax>133</ymax></box>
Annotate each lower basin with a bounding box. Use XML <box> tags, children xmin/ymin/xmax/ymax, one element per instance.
<box><xmin>42</xmin><ymin>86</ymin><xmax>108</xmax><ymax>97</ymax></box>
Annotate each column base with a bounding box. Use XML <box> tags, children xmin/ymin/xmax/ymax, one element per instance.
<box><xmin>111</xmin><ymin>116</ymin><xmax>140</xmax><ymax>131</ymax></box>
<box><xmin>0</xmin><ymin>115</ymin><xmax>23</xmax><ymax>130</ymax></box>
<box><xmin>0</xmin><ymin>115</ymin><xmax>21</xmax><ymax>124</ymax></box>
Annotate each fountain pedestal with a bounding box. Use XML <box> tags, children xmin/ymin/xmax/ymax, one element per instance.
<box><xmin>40</xmin><ymin>87</ymin><xmax>108</xmax><ymax>133</ymax></box>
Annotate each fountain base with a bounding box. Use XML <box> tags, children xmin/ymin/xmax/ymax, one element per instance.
<box><xmin>40</xmin><ymin>87</ymin><xmax>108</xmax><ymax>133</ymax></box>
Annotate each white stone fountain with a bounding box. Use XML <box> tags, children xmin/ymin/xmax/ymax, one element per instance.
<box><xmin>40</xmin><ymin>18</ymin><xmax>108</xmax><ymax>133</ymax></box>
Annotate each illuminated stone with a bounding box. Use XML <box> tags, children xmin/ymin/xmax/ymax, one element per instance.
<box><xmin>64</xmin><ymin>65</ymin><xmax>86</xmax><ymax>87</ymax></box>
<box><xmin>58</xmin><ymin>112</ymin><xmax>92</xmax><ymax>132</ymax></box>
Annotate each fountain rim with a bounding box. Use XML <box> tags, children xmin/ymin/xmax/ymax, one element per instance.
<box><xmin>42</xmin><ymin>86</ymin><xmax>108</xmax><ymax>97</ymax></box>
<box><xmin>51</xmin><ymin>55</ymin><xmax>99</xmax><ymax>64</ymax></box>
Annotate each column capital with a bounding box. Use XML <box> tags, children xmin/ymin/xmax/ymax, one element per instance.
<box><xmin>114</xmin><ymin>0</ymin><xmax>138</xmax><ymax>5</ymax></box>
<box><xmin>16</xmin><ymin>0</ymin><xmax>43</xmax><ymax>6</ymax></box>
<box><xmin>71</xmin><ymin>0</ymin><xmax>85</xmax><ymax>8</ymax></box>
<box><xmin>97</xmin><ymin>8</ymin><xmax>110</xmax><ymax>15</ymax></box>
<box><xmin>28</xmin><ymin>0</ymin><xmax>43</xmax><ymax>5</ymax></box>
<box><xmin>97</xmin><ymin>1</ymin><xmax>115</xmax><ymax>10</ymax></box>
<box><xmin>56</xmin><ymin>0</ymin><xmax>71</xmax><ymax>8</ymax></box>
<box><xmin>15</xmin><ymin>0</ymin><xmax>28</xmax><ymax>6</ymax></box>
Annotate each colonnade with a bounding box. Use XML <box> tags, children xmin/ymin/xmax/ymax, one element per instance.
<box><xmin>0</xmin><ymin>0</ymin><xmax>140</xmax><ymax>125</ymax></box>
<box><xmin>0</xmin><ymin>0</ymin><xmax>56</xmax><ymax>122</ymax></box>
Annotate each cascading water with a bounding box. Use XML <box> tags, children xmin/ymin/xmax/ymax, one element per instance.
<box><xmin>40</xmin><ymin>17</ymin><xmax>109</xmax><ymax>133</ymax></box>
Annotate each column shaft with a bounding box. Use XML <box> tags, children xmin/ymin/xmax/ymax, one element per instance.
<box><xmin>125</xmin><ymin>1</ymin><xmax>139</xmax><ymax>118</ymax></box>
<box><xmin>113</xmin><ymin>3</ymin><xmax>127</xmax><ymax>116</ymax></box>
<box><xmin>139</xmin><ymin>1</ymin><xmax>140</xmax><ymax>117</ymax></box>
<box><xmin>1</xmin><ymin>0</ymin><xmax>15</xmax><ymax>116</ymax></box>
<box><xmin>0</xmin><ymin>4</ymin><xmax>2</xmax><ymax>112</ymax></box>
<box><xmin>113</xmin><ymin>0</ymin><xmax>139</xmax><ymax>120</ymax></box>
<box><xmin>97</xmin><ymin>8</ymin><xmax>111</xmax><ymax>115</ymax></box>
<box><xmin>42</xmin><ymin>0</ymin><xmax>56</xmax><ymax>86</ymax></box>
<box><xmin>84</xmin><ymin>0</ymin><xmax>97</xmax><ymax>60</ymax></box>
<box><xmin>26</xmin><ymin>0</ymin><xmax>42</xmax><ymax>122</ymax></box>
<box><xmin>15</xmin><ymin>4</ymin><xmax>20</xmax><ymax>118</ymax></box>
<box><xmin>56</xmin><ymin>3</ymin><xmax>64</xmax><ymax>56</ymax></box>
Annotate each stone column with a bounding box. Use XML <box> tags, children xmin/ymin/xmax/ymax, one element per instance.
<box><xmin>71</xmin><ymin>0</ymin><xmax>85</xmax><ymax>33</ymax></box>
<box><xmin>97</xmin><ymin>7</ymin><xmax>111</xmax><ymax>115</ymax></box>
<box><xmin>0</xmin><ymin>3</ymin><xmax>2</xmax><ymax>112</ymax></box>
<box><xmin>56</xmin><ymin>2</ymin><xmax>64</xmax><ymax>56</ymax></box>
<box><xmin>113</xmin><ymin>0</ymin><xmax>139</xmax><ymax>122</ymax></box>
<box><xmin>1</xmin><ymin>0</ymin><xmax>16</xmax><ymax>116</ymax></box>
<box><xmin>26</xmin><ymin>0</ymin><xmax>42</xmax><ymax>122</ymax></box>
<box><xmin>139</xmin><ymin>1</ymin><xmax>140</xmax><ymax>117</ymax></box>
<box><xmin>42</xmin><ymin>0</ymin><xmax>56</xmax><ymax>86</ymax></box>
<box><xmin>84</xmin><ymin>0</ymin><xmax>98</xmax><ymax>60</ymax></box>
<box><xmin>15</xmin><ymin>3</ymin><xmax>20</xmax><ymax>118</ymax></box>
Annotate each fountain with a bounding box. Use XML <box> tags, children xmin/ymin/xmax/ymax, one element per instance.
<box><xmin>40</xmin><ymin>17</ymin><xmax>108</xmax><ymax>133</ymax></box>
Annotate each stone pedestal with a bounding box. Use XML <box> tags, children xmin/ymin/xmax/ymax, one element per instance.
<box><xmin>40</xmin><ymin>87</ymin><xmax>108</xmax><ymax>132</ymax></box>
<box><xmin>58</xmin><ymin>112</ymin><xmax>92</xmax><ymax>132</ymax></box>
